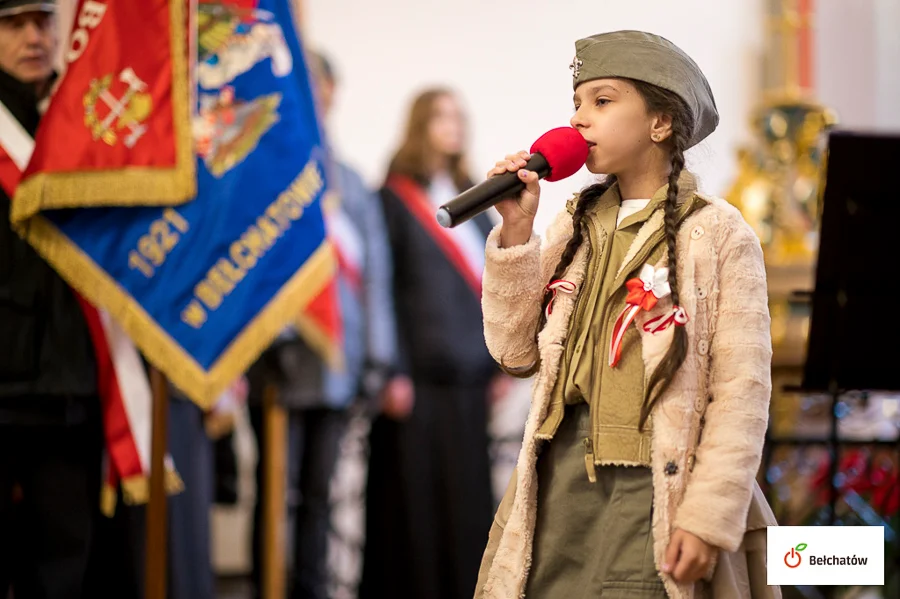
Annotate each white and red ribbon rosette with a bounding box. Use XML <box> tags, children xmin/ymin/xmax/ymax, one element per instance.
<box><xmin>608</xmin><ymin>264</ymin><xmax>688</xmax><ymax>367</ymax></box>
<box><xmin>545</xmin><ymin>279</ymin><xmax>576</xmax><ymax>319</ymax></box>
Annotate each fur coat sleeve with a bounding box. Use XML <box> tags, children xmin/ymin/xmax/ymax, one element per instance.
<box><xmin>481</xmin><ymin>226</ymin><xmax>544</xmax><ymax>370</ymax></box>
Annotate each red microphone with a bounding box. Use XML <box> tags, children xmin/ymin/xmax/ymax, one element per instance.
<box><xmin>435</xmin><ymin>127</ymin><xmax>589</xmax><ymax>228</ymax></box>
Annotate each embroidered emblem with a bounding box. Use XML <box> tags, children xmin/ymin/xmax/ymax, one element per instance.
<box><xmin>196</xmin><ymin>4</ymin><xmax>294</xmax><ymax>89</ymax></box>
<box><xmin>192</xmin><ymin>4</ymin><xmax>292</xmax><ymax>178</ymax></box>
<box><xmin>193</xmin><ymin>86</ymin><xmax>281</xmax><ymax>178</ymax></box>
<box><xmin>83</xmin><ymin>68</ymin><xmax>152</xmax><ymax>148</ymax></box>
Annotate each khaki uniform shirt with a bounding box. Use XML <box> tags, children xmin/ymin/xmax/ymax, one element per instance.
<box><xmin>538</xmin><ymin>182</ymin><xmax>706</xmax><ymax>467</ymax></box>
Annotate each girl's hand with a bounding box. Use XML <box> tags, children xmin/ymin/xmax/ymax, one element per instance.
<box><xmin>662</xmin><ymin>528</ymin><xmax>718</xmax><ymax>583</ymax></box>
<box><xmin>486</xmin><ymin>151</ymin><xmax>540</xmax><ymax>247</ymax></box>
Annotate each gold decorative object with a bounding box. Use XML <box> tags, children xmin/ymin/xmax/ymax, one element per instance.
<box><xmin>725</xmin><ymin>0</ymin><xmax>838</xmax><ymax>435</ymax></box>
<box><xmin>731</xmin><ymin>98</ymin><xmax>837</xmax><ymax>266</ymax></box>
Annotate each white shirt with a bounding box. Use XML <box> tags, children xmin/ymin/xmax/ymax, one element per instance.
<box><xmin>428</xmin><ymin>172</ymin><xmax>486</xmax><ymax>280</ymax></box>
<box><xmin>616</xmin><ymin>199</ymin><xmax>651</xmax><ymax>228</ymax></box>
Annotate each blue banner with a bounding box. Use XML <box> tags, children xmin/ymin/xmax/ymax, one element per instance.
<box><xmin>15</xmin><ymin>0</ymin><xmax>335</xmax><ymax>406</ymax></box>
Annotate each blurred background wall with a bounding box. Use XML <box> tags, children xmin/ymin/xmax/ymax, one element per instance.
<box><xmin>303</xmin><ymin>0</ymin><xmax>768</xmax><ymax>233</ymax></box>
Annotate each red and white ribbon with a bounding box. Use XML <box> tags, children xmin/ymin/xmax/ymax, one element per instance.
<box><xmin>609</xmin><ymin>264</ymin><xmax>671</xmax><ymax>367</ymax></box>
<box><xmin>643</xmin><ymin>306</ymin><xmax>689</xmax><ymax>334</ymax></box>
<box><xmin>545</xmin><ymin>279</ymin><xmax>576</xmax><ymax>319</ymax></box>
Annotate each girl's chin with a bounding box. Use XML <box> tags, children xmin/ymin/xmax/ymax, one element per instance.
<box><xmin>585</xmin><ymin>162</ymin><xmax>609</xmax><ymax>176</ymax></box>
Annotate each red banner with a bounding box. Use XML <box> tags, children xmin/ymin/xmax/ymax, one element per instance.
<box><xmin>11</xmin><ymin>0</ymin><xmax>194</xmax><ymax>225</ymax></box>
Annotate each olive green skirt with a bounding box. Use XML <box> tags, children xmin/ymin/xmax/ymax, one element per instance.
<box><xmin>525</xmin><ymin>403</ymin><xmax>667</xmax><ymax>598</ymax></box>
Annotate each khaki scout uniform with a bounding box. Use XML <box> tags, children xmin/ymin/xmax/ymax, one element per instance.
<box><xmin>526</xmin><ymin>180</ymin><xmax>705</xmax><ymax>598</ymax></box>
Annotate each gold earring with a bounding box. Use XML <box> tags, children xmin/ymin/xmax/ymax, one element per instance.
<box><xmin>652</xmin><ymin>134</ymin><xmax>661</xmax><ymax>142</ymax></box>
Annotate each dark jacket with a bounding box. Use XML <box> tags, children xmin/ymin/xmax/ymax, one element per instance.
<box><xmin>380</xmin><ymin>180</ymin><xmax>497</xmax><ymax>387</ymax></box>
<box><xmin>0</xmin><ymin>68</ymin><xmax>97</xmax><ymax>425</ymax></box>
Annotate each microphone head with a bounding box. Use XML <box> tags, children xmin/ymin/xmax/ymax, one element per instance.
<box><xmin>530</xmin><ymin>127</ymin><xmax>589</xmax><ymax>182</ymax></box>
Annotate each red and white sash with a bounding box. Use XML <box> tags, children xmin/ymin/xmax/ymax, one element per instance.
<box><xmin>0</xmin><ymin>100</ymin><xmax>29</xmax><ymax>197</ymax></box>
<box><xmin>325</xmin><ymin>198</ymin><xmax>365</xmax><ymax>296</ymax></box>
<box><xmin>0</xmin><ymin>98</ymin><xmax>176</xmax><ymax>514</ymax></box>
<box><xmin>385</xmin><ymin>174</ymin><xmax>483</xmax><ymax>298</ymax></box>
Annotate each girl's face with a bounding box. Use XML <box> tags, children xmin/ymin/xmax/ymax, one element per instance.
<box><xmin>570</xmin><ymin>78</ymin><xmax>666</xmax><ymax>176</ymax></box>
<box><xmin>428</xmin><ymin>94</ymin><xmax>465</xmax><ymax>157</ymax></box>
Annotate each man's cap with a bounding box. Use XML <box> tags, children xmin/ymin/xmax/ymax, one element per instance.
<box><xmin>0</xmin><ymin>1</ymin><xmax>56</xmax><ymax>18</ymax></box>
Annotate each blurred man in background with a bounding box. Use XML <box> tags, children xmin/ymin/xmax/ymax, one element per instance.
<box><xmin>0</xmin><ymin>2</ymin><xmax>107</xmax><ymax>597</ymax></box>
<box><xmin>246</xmin><ymin>49</ymin><xmax>397</xmax><ymax>599</ymax></box>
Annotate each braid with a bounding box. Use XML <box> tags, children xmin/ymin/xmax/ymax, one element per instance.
<box><xmin>638</xmin><ymin>124</ymin><xmax>689</xmax><ymax>431</ymax></box>
<box><xmin>500</xmin><ymin>176</ymin><xmax>616</xmax><ymax>378</ymax></box>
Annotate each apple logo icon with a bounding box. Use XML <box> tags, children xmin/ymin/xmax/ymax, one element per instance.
<box><xmin>784</xmin><ymin>543</ymin><xmax>807</xmax><ymax>568</ymax></box>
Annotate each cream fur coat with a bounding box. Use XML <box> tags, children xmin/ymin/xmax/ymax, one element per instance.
<box><xmin>477</xmin><ymin>189</ymin><xmax>775</xmax><ymax>599</ymax></box>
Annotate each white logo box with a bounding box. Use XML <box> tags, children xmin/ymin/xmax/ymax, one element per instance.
<box><xmin>767</xmin><ymin>526</ymin><xmax>885</xmax><ymax>586</ymax></box>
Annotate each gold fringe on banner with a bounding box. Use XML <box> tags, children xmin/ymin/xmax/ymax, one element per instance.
<box><xmin>17</xmin><ymin>213</ymin><xmax>335</xmax><ymax>410</ymax></box>
<box><xmin>100</xmin><ymin>469</ymin><xmax>186</xmax><ymax>517</ymax></box>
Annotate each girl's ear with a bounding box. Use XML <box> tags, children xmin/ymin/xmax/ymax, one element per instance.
<box><xmin>650</xmin><ymin>113</ymin><xmax>674</xmax><ymax>143</ymax></box>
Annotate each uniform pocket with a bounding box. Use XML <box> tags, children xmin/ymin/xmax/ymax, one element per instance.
<box><xmin>601</xmin><ymin>580</ymin><xmax>668</xmax><ymax>598</ymax></box>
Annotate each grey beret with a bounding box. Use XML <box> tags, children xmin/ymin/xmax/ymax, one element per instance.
<box><xmin>571</xmin><ymin>30</ymin><xmax>719</xmax><ymax>147</ymax></box>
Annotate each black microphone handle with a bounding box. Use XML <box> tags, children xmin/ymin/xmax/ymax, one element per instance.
<box><xmin>436</xmin><ymin>153</ymin><xmax>550</xmax><ymax>228</ymax></box>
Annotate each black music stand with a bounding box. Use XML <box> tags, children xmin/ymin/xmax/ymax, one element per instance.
<box><xmin>802</xmin><ymin>130</ymin><xmax>900</xmax><ymax>394</ymax></box>
<box><xmin>791</xmin><ymin>129</ymin><xmax>900</xmax><ymax>542</ymax></box>
<box><xmin>775</xmin><ymin>130</ymin><xmax>900</xmax><ymax>597</ymax></box>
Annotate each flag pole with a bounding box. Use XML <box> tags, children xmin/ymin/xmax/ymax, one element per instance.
<box><xmin>262</xmin><ymin>384</ymin><xmax>288</xmax><ymax>599</ymax></box>
<box><xmin>145</xmin><ymin>367</ymin><xmax>171</xmax><ymax>599</ymax></box>
<box><xmin>145</xmin><ymin>0</ymin><xmax>190</xmax><ymax>593</ymax></box>
<box><xmin>260</xmin><ymin>7</ymin><xmax>302</xmax><ymax>599</ymax></box>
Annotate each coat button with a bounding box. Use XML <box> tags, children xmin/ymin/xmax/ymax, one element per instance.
<box><xmin>691</xmin><ymin>225</ymin><xmax>705</xmax><ymax>240</ymax></box>
<box><xmin>696</xmin><ymin>286</ymin><xmax>707</xmax><ymax>300</ymax></box>
<box><xmin>694</xmin><ymin>397</ymin><xmax>705</xmax><ymax>411</ymax></box>
<box><xmin>665</xmin><ymin>461</ymin><xmax>679</xmax><ymax>475</ymax></box>
<box><xmin>697</xmin><ymin>339</ymin><xmax>709</xmax><ymax>355</ymax></box>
